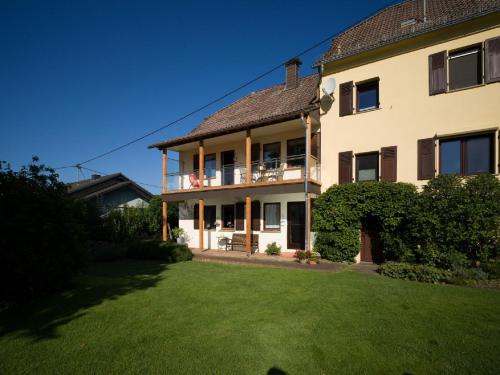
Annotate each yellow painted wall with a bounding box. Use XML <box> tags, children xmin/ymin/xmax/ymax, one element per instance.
<box><xmin>320</xmin><ymin>20</ymin><xmax>500</xmax><ymax>190</ymax></box>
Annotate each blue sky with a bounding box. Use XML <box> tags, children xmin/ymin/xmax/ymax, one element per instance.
<box><xmin>0</xmin><ymin>0</ymin><xmax>397</xmax><ymax>193</ymax></box>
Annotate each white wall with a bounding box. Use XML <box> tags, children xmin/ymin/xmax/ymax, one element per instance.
<box><xmin>179</xmin><ymin>193</ymin><xmax>307</xmax><ymax>252</ymax></box>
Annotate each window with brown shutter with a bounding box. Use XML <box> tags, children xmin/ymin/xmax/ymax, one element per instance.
<box><xmin>339</xmin><ymin>81</ymin><xmax>353</xmax><ymax>117</ymax></box>
<box><xmin>417</xmin><ymin>138</ymin><xmax>435</xmax><ymax>180</ymax></box>
<box><xmin>251</xmin><ymin>201</ymin><xmax>260</xmax><ymax>231</ymax></box>
<box><xmin>193</xmin><ymin>204</ymin><xmax>216</xmax><ymax>229</ymax></box>
<box><xmin>485</xmin><ymin>36</ymin><xmax>500</xmax><ymax>84</ymax></box>
<box><xmin>338</xmin><ymin>151</ymin><xmax>353</xmax><ymax>184</ymax></box>
<box><xmin>380</xmin><ymin>146</ymin><xmax>397</xmax><ymax>182</ymax></box>
<box><xmin>235</xmin><ymin>202</ymin><xmax>244</xmax><ymax>231</ymax></box>
<box><xmin>429</xmin><ymin>51</ymin><xmax>447</xmax><ymax>95</ymax></box>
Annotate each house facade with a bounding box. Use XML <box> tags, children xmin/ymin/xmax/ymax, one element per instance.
<box><xmin>316</xmin><ymin>0</ymin><xmax>500</xmax><ymax>261</ymax></box>
<box><xmin>151</xmin><ymin>0</ymin><xmax>500</xmax><ymax>260</ymax></box>
<box><xmin>150</xmin><ymin>60</ymin><xmax>321</xmax><ymax>254</ymax></box>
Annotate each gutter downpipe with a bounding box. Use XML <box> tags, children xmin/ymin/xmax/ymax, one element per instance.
<box><xmin>301</xmin><ymin>112</ymin><xmax>309</xmax><ymax>252</ymax></box>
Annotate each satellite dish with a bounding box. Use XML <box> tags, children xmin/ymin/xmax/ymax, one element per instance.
<box><xmin>322</xmin><ymin>77</ymin><xmax>336</xmax><ymax>97</ymax></box>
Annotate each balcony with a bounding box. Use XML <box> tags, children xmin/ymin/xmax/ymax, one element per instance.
<box><xmin>166</xmin><ymin>154</ymin><xmax>320</xmax><ymax>192</ymax></box>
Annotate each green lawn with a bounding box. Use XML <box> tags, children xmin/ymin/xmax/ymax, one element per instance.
<box><xmin>1</xmin><ymin>261</ymin><xmax>499</xmax><ymax>375</ymax></box>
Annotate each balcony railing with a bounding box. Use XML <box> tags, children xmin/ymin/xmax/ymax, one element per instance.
<box><xmin>166</xmin><ymin>155</ymin><xmax>320</xmax><ymax>191</ymax></box>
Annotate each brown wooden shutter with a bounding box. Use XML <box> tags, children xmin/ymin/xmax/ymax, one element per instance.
<box><xmin>429</xmin><ymin>51</ymin><xmax>447</xmax><ymax>95</ymax></box>
<box><xmin>417</xmin><ymin>138</ymin><xmax>435</xmax><ymax>180</ymax></box>
<box><xmin>380</xmin><ymin>146</ymin><xmax>397</xmax><ymax>182</ymax></box>
<box><xmin>311</xmin><ymin>132</ymin><xmax>320</xmax><ymax>159</ymax></box>
<box><xmin>338</xmin><ymin>151</ymin><xmax>353</xmax><ymax>184</ymax></box>
<box><xmin>235</xmin><ymin>202</ymin><xmax>244</xmax><ymax>231</ymax></box>
<box><xmin>251</xmin><ymin>201</ymin><xmax>260</xmax><ymax>231</ymax></box>
<box><xmin>339</xmin><ymin>81</ymin><xmax>353</xmax><ymax>117</ymax></box>
<box><xmin>193</xmin><ymin>154</ymin><xmax>199</xmax><ymax>174</ymax></box>
<box><xmin>485</xmin><ymin>36</ymin><xmax>500</xmax><ymax>84</ymax></box>
<box><xmin>193</xmin><ymin>203</ymin><xmax>199</xmax><ymax>229</ymax></box>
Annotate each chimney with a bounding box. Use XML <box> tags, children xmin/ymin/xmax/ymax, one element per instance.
<box><xmin>285</xmin><ymin>58</ymin><xmax>302</xmax><ymax>89</ymax></box>
<box><xmin>91</xmin><ymin>174</ymin><xmax>101</xmax><ymax>180</ymax></box>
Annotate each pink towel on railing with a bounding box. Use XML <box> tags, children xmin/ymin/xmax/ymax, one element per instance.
<box><xmin>189</xmin><ymin>173</ymin><xmax>199</xmax><ymax>187</ymax></box>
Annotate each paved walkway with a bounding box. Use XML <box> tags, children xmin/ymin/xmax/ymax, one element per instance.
<box><xmin>191</xmin><ymin>248</ymin><xmax>379</xmax><ymax>274</ymax></box>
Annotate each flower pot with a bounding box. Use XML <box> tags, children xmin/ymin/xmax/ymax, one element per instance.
<box><xmin>308</xmin><ymin>260</ymin><xmax>317</xmax><ymax>265</ymax></box>
<box><xmin>176</xmin><ymin>237</ymin><xmax>185</xmax><ymax>244</ymax></box>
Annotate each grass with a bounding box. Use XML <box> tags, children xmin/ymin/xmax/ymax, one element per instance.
<box><xmin>1</xmin><ymin>260</ymin><xmax>500</xmax><ymax>375</ymax></box>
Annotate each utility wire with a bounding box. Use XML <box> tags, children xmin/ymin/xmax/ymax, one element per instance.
<box><xmin>54</xmin><ymin>0</ymin><xmax>402</xmax><ymax>171</ymax></box>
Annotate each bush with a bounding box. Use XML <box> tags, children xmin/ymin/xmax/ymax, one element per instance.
<box><xmin>265</xmin><ymin>242</ymin><xmax>281</xmax><ymax>255</ymax></box>
<box><xmin>87</xmin><ymin>241</ymin><xmax>127</xmax><ymax>262</ymax></box>
<box><xmin>481</xmin><ymin>259</ymin><xmax>500</xmax><ymax>279</ymax></box>
<box><xmin>313</xmin><ymin>181</ymin><xmax>417</xmax><ymax>262</ymax></box>
<box><xmin>126</xmin><ymin>240</ymin><xmax>192</xmax><ymax>262</ymax></box>
<box><xmin>0</xmin><ymin>158</ymin><xmax>89</xmax><ymax>302</ymax></box>
<box><xmin>378</xmin><ymin>262</ymin><xmax>452</xmax><ymax>284</ymax></box>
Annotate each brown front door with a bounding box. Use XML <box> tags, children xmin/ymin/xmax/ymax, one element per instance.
<box><xmin>360</xmin><ymin>226</ymin><xmax>383</xmax><ymax>263</ymax></box>
<box><xmin>287</xmin><ymin>202</ymin><xmax>305</xmax><ymax>250</ymax></box>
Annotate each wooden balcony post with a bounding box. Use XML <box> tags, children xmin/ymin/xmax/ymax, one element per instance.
<box><xmin>162</xmin><ymin>149</ymin><xmax>168</xmax><ymax>241</ymax></box>
<box><xmin>307</xmin><ymin>115</ymin><xmax>312</xmax><ymax>181</ymax></box>
<box><xmin>246</xmin><ymin>129</ymin><xmax>251</xmax><ymax>184</ymax></box>
<box><xmin>307</xmin><ymin>192</ymin><xmax>311</xmax><ymax>251</ymax></box>
<box><xmin>245</xmin><ymin>195</ymin><xmax>251</xmax><ymax>255</ymax></box>
<box><xmin>199</xmin><ymin>199</ymin><xmax>204</xmax><ymax>250</ymax></box>
<box><xmin>199</xmin><ymin>141</ymin><xmax>204</xmax><ymax>188</ymax></box>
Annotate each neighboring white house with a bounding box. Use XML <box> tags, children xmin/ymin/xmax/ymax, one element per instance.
<box><xmin>67</xmin><ymin>173</ymin><xmax>153</xmax><ymax>215</ymax></box>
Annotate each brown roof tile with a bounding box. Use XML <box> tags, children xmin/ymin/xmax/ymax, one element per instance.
<box><xmin>316</xmin><ymin>0</ymin><xmax>500</xmax><ymax>66</ymax></box>
<box><xmin>149</xmin><ymin>74</ymin><xmax>319</xmax><ymax>149</ymax></box>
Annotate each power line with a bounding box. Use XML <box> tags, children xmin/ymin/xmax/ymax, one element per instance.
<box><xmin>55</xmin><ymin>0</ymin><xmax>403</xmax><ymax>170</ymax></box>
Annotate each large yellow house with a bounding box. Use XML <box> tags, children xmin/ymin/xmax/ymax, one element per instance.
<box><xmin>316</xmin><ymin>0</ymin><xmax>500</xmax><ymax>261</ymax></box>
<box><xmin>150</xmin><ymin>0</ymin><xmax>500</xmax><ymax>261</ymax></box>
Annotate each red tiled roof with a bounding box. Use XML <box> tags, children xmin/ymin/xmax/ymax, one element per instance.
<box><xmin>316</xmin><ymin>0</ymin><xmax>500</xmax><ymax>66</ymax></box>
<box><xmin>149</xmin><ymin>74</ymin><xmax>319</xmax><ymax>149</ymax></box>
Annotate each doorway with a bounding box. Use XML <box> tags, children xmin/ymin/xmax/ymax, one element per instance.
<box><xmin>287</xmin><ymin>201</ymin><xmax>305</xmax><ymax>250</ymax></box>
<box><xmin>360</xmin><ymin>219</ymin><xmax>383</xmax><ymax>263</ymax></box>
<box><xmin>221</xmin><ymin>150</ymin><xmax>234</xmax><ymax>185</ymax></box>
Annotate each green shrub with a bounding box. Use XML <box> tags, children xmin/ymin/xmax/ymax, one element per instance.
<box><xmin>0</xmin><ymin>158</ymin><xmax>89</xmax><ymax>302</ymax></box>
<box><xmin>126</xmin><ymin>240</ymin><xmax>192</xmax><ymax>263</ymax></box>
<box><xmin>265</xmin><ymin>242</ymin><xmax>281</xmax><ymax>256</ymax></box>
<box><xmin>481</xmin><ymin>259</ymin><xmax>500</xmax><ymax>279</ymax></box>
<box><xmin>378</xmin><ymin>262</ymin><xmax>452</xmax><ymax>284</ymax></box>
<box><xmin>313</xmin><ymin>181</ymin><xmax>417</xmax><ymax>262</ymax></box>
<box><xmin>87</xmin><ymin>241</ymin><xmax>127</xmax><ymax>262</ymax></box>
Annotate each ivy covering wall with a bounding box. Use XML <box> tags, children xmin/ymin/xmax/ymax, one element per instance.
<box><xmin>313</xmin><ymin>175</ymin><xmax>500</xmax><ymax>266</ymax></box>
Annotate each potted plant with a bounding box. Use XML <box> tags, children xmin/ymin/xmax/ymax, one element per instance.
<box><xmin>294</xmin><ymin>250</ymin><xmax>307</xmax><ymax>264</ymax></box>
<box><xmin>171</xmin><ymin>227</ymin><xmax>186</xmax><ymax>244</ymax></box>
<box><xmin>307</xmin><ymin>251</ymin><xmax>321</xmax><ymax>265</ymax></box>
<box><xmin>265</xmin><ymin>242</ymin><xmax>281</xmax><ymax>256</ymax></box>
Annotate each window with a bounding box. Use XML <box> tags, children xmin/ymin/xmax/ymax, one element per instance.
<box><xmin>193</xmin><ymin>153</ymin><xmax>216</xmax><ymax>178</ymax></box>
<box><xmin>204</xmin><ymin>154</ymin><xmax>216</xmax><ymax>178</ymax></box>
<box><xmin>264</xmin><ymin>203</ymin><xmax>280</xmax><ymax>230</ymax></box>
<box><xmin>263</xmin><ymin>142</ymin><xmax>281</xmax><ymax>169</ymax></box>
<box><xmin>356</xmin><ymin>80</ymin><xmax>379</xmax><ymax>112</ymax></box>
<box><xmin>440</xmin><ymin>134</ymin><xmax>494</xmax><ymax>176</ymax></box>
<box><xmin>287</xmin><ymin>138</ymin><xmax>305</xmax><ymax>167</ymax></box>
<box><xmin>449</xmin><ymin>45</ymin><xmax>482</xmax><ymax>90</ymax></box>
<box><xmin>356</xmin><ymin>153</ymin><xmax>379</xmax><ymax>181</ymax></box>
<box><xmin>222</xmin><ymin>204</ymin><xmax>235</xmax><ymax>229</ymax></box>
<box><xmin>194</xmin><ymin>204</ymin><xmax>216</xmax><ymax>230</ymax></box>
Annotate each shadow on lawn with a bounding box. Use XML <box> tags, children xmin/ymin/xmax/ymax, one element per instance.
<box><xmin>0</xmin><ymin>260</ymin><xmax>167</xmax><ymax>341</ymax></box>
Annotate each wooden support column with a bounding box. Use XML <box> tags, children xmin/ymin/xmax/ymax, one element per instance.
<box><xmin>162</xmin><ymin>149</ymin><xmax>168</xmax><ymax>241</ymax></box>
<box><xmin>199</xmin><ymin>199</ymin><xmax>204</xmax><ymax>250</ymax></box>
<box><xmin>199</xmin><ymin>141</ymin><xmax>204</xmax><ymax>188</ymax></box>
<box><xmin>307</xmin><ymin>192</ymin><xmax>311</xmax><ymax>251</ymax></box>
<box><xmin>306</xmin><ymin>115</ymin><xmax>312</xmax><ymax>181</ymax></box>
<box><xmin>246</xmin><ymin>129</ymin><xmax>251</xmax><ymax>184</ymax></box>
<box><xmin>245</xmin><ymin>195</ymin><xmax>251</xmax><ymax>255</ymax></box>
